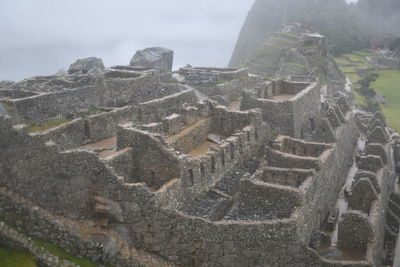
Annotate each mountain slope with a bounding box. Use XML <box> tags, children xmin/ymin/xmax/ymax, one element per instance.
<box><xmin>229</xmin><ymin>0</ymin><xmax>369</xmax><ymax>67</ymax></box>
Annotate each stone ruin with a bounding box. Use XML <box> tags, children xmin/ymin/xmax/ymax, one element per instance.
<box><xmin>0</xmin><ymin>43</ymin><xmax>400</xmax><ymax>267</ymax></box>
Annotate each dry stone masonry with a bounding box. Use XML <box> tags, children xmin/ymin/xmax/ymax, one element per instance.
<box><xmin>0</xmin><ymin>34</ymin><xmax>400</xmax><ymax>267</ymax></box>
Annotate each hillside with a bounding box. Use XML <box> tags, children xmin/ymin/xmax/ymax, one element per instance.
<box><xmin>234</xmin><ymin>25</ymin><xmax>344</xmax><ymax>82</ymax></box>
<box><xmin>334</xmin><ymin>49</ymin><xmax>400</xmax><ymax>131</ymax></box>
<box><xmin>229</xmin><ymin>0</ymin><xmax>369</xmax><ymax>67</ymax></box>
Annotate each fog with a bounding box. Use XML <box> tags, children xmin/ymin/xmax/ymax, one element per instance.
<box><xmin>0</xmin><ymin>0</ymin><xmax>254</xmax><ymax>81</ymax></box>
<box><xmin>0</xmin><ymin>0</ymin><xmax>361</xmax><ymax>81</ymax></box>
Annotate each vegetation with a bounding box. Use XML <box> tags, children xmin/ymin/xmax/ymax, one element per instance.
<box><xmin>335</xmin><ymin>49</ymin><xmax>400</xmax><ymax>131</ymax></box>
<box><xmin>370</xmin><ymin>70</ymin><xmax>400</xmax><ymax>131</ymax></box>
<box><xmin>0</xmin><ymin>244</ymin><xmax>37</xmax><ymax>267</ymax></box>
<box><xmin>0</xmin><ymin>102</ymin><xmax>14</xmax><ymax>112</ymax></box>
<box><xmin>357</xmin><ymin>73</ymin><xmax>379</xmax><ymax>97</ymax></box>
<box><xmin>0</xmin><ymin>220</ymin><xmax>116</xmax><ymax>267</ymax></box>
<box><xmin>25</xmin><ymin>119</ymin><xmax>72</xmax><ymax>133</ymax></box>
<box><xmin>32</xmin><ymin>238</ymin><xmax>100</xmax><ymax>267</ymax></box>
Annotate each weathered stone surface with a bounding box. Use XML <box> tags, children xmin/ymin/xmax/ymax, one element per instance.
<box><xmin>68</xmin><ymin>57</ymin><xmax>104</xmax><ymax>74</ymax></box>
<box><xmin>130</xmin><ymin>47</ymin><xmax>173</xmax><ymax>72</ymax></box>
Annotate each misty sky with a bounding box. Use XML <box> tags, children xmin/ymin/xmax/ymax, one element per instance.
<box><xmin>0</xmin><ymin>0</ymin><xmax>357</xmax><ymax>81</ymax></box>
<box><xmin>0</xmin><ymin>0</ymin><xmax>255</xmax><ymax>81</ymax></box>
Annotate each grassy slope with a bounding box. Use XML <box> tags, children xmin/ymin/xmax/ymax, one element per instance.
<box><xmin>32</xmin><ymin>238</ymin><xmax>98</xmax><ymax>267</ymax></box>
<box><xmin>334</xmin><ymin>50</ymin><xmax>400</xmax><ymax>131</ymax></box>
<box><xmin>0</xmin><ymin>221</ymin><xmax>116</xmax><ymax>267</ymax></box>
<box><xmin>0</xmin><ymin>244</ymin><xmax>37</xmax><ymax>267</ymax></box>
<box><xmin>371</xmin><ymin>70</ymin><xmax>400</xmax><ymax>131</ymax></box>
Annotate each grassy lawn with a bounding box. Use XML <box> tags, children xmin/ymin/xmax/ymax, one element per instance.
<box><xmin>0</xmin><ymin>244</ymin><xmax>37</xmax><ymax>267</ymax></box>
<box><xmin>371</xmin><ymin>70</ymin><xmax>400</xmax><ymax>131</ymax></box>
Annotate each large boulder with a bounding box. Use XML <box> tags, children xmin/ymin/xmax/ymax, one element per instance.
<box><xmin>68</xmin><ymin>57</ymin><xmax>105</xmax><ymax>74</ymax></box>
<box><xmin>130</xmin><ymin>47</ymin><xmax>173</xmax><ymax>72</ymax></box>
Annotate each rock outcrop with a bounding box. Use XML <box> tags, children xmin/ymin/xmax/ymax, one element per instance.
<box><xmin>67</xmin><ymin>57</ymin><xmax>105</xmax><ymax>74</ymax></box>
<box><xmin>130</xmin><ymin>47</ymin><xmax>173</xmax><ymax>72</ymax></box>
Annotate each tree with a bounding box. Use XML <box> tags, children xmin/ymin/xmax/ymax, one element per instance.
<box><xmin>358</xmin><ymin>73</ymin><xmax>379</xmax><ymax>97</ymax></box>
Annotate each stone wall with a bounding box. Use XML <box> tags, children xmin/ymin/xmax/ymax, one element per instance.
<box><xmin>179</xmin><ymin>67</ymin><xmax>248</xmax><ymax>86</ymax></box>
<box><xmin>8</xmin><ymin>71</ymin><xmax>167</xmax><ymax>121</ymax></box>
<box><xmin>0</xmin><ymin>106</ymin><xmax>378</xmax><ymax>267</ymax></box>
<box><xmin>167</xmin><ymin>118</ymin><xmax>211</xmax><ymax>154</ymax></box>
<box><xmin>297</xmin><ymin>113</ymin><xmax>359</xmax><ymax>244</ymax></box>
<box><xmin>254</xmin><ymin>167</ymin><xmax>315</xmax><ymax>188</ymax></box>
<box><xmin>337</xmin><ymin>212</ymin><xmax>373</xmax><ymax>258</ymax></box>
<box><xmin>138</xmin><ymin>88</ymin><xmax>198</xmax><ymax>124</ymax></box>
<box><xmin>0</xmin><ymin>89</ymin><xmax>38</xmax><ymax>99</ymax></box>
<box><xmin>328</xmin><ymin>80</ymin><xmax>346</xmax><ymax>95</ymax></box>
<box><xmin>26</xmin><ymin>89</ymin><xmax>197</xmax><ymax>151</ymax></box>
<box><xmin>117</xmin><ymin>125</ymin><xmax>182</xmax><ymax>190</ymax></box>
<box><xmin>241</xmin><ymin>81</ymin><xmax>321</xmax><ymax>138</ymax></box>
<box><xmin>0</xmin><ymin>221</ymin><xmax>77</xmax><ymax>267</ymax></box>
<box><xmin>0</xmin><ymin>116</ymin><xmax>127</xmax><ymax>220</ymax></box>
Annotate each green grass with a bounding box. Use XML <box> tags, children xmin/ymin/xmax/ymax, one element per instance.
<box><xmin>0</xmin><ymin>102</ymin><xmax>14</xmax><ymax>112</ymax></box>
<box><xmin>346</xmin><ymin>73</ymin><xmax>361</xmax><ymax>84</ymax></box>
<box><xmin>334</xmin><ymin>50</ymin><xmax>376</xmax><ymax>108</ymax></box>
<box><xmin>334</xmin><ymin>57</ymin><xmax>352</xmax><ymax>65</ymax></box>
<box><xmin>334</xmin><ymin>49</ymin><xmax>375</xmax><ymax>71</ymax></box>
<box><xmin>341</xmin><ymin>67</ymin><xmax>359</xmax><ymax>73</ymax></box>
<box><xmin>25</xmin><ymin>119</ymin><xmax>72</xmax><ymax>133</ymax></box>
<box><xmin>335</xmin><ymin>50</ymin><xmax>400</xmax><ymax>131</ymax></box>
<box><xmin>32</xmin><ymin>238</ymin><xmax>99</xmax><ymax>267</ymax></box>
<box><xmin>287</xmin><ymin>62</ymin><xmax>306</xmax><ymax>68</ymax></box>
<box><xmin>0</xmin><ymin>244</ymin><xmax>37</xmax><ymax>267</ymax></box>
<box><xmin>371</xmin><ymin>70</ymin><xmax>400</xmax><ymax>131</ymax></box>
<box><xmin>0</xmin><ymin>221</ymin><xmax>116</xmax><ymax>267</ymax></box>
